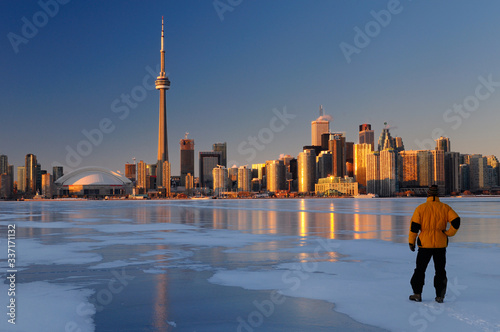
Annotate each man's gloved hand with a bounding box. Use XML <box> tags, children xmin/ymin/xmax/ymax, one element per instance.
<box><xmin>409</xmin><ymin>243</ymin><xmax>415</xmax><ymax>252</ymax></box>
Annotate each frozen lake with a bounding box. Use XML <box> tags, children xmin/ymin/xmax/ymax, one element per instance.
<box><xmin>0</xmin><ymin>197</ymin><xmax>499</xmax><ymax>331</ymax></box>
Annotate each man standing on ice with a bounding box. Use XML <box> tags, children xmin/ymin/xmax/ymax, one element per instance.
<box><xmin>408</xmin><ymin>185</ymin><xmax>461</xmax><ymax>303</ymax></box>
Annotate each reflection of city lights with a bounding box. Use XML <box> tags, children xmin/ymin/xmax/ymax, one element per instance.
<box><xmin>354</xmin><ymin>213</ymin><xmax>361</xmax><ymax>240</ymax></box>
<box><xmin>299</xmin><ymin>211</ymin><xmax>307</xmax><ymax>241</ymax></box>
<box><xmin>329</xmin><ymin>213</ymin><xmax>335</xmax><ymax>239</ymax></box>
<box><xmin>153</xmin><ymin>262</ymin><xmax>169</xmax><ymax>330</ymax></box>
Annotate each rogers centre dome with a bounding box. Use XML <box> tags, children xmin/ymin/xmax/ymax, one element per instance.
<box><xmin>54</xmin><ymin>167</ymin><xmax>133</xmax><ymax>197</ymax></box>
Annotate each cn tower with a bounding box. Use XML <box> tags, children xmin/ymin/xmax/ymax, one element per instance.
<box><xmin>156</xmin><ymin>16</ymin><xmax>171</xmax><ymax>187</ymax></box>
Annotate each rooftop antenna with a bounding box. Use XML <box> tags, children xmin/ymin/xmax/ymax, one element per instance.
<box><xmin>184</xmin><ymin>132</ymin><xmax>189</xmax><ymax>139</ymax></box>
<box><xmin>132</xmin><ymin>157</ymin><xmax>136</xmax><ymax>164</ymax></box>
<box><xmin>319</xmin><ymin>105</ymin><xmax>324</xmax><ymax>117</ymax></box>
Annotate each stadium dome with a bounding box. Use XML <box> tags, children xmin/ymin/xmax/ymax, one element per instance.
<box><xmin>54</xmin><ymin>167</ymin><xmax>132</xmax><ymax>197</ymax></box>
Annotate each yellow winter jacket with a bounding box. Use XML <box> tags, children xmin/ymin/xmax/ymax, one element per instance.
<box><xmin>409</xmin><ymin>197</ymin><xmax>460</xmax><ymax>248</ymax></box>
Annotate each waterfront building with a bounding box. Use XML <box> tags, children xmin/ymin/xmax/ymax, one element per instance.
<box><xmin>366</xmin><ymin>151</ymin><xmax>380</xmax><ymax>195</ymax></box>
<box><xmin>346</xmin><ymin>141</ymin><xmax>354</xmax><ymax>177</ymax></box>
<box><xmin>432</xmin><ymin>149</ymin><xmax>445</xmax><ymax>194</ymax></box>
<box><xmin>444</xmin><ymin>152</ymin><xmax>461</xmax><ymax>194</ymax></box>
<box><xmin>124</xmin><ymin>164</ymin><xmax>136</xmax><ymax>182</ymax></box>
<box><xmin>42</xmin><ymin>173</ymin><xmax>53</xmax><ymax>198</ymax></box>
<box><xmin>25</xmin><ymin>153</ymin><xmax>37</xmax><ymax>194</ymax></box>
<box><xmin>328</xmin><ymin>132</ymin><xmax>346</xmax><ymax>177</ymax></box>
<box><xmin>317</xmin><ymin>150</ymin><xmax>333</xmax><ymax>179</ymax></box>
<box><xmin>459</xmin><ymin>164</ymin><xmax>470</xmax><ymax>191</ymax></box>
<box><xmin>136</xmin><ymin>160</ymin><xmax>147</xmax><ymax>192</ymax></box>
<box><xmin>180</xmin><ymin>135</ymin><xmax>195</xmax><ymax>186</ymax></box>
<box><xmin>354</xmin><ymin>143</ymin><xmax>372</xmax><ymax>188</ymax></box>
<box><xmin>213</xmin><ymin>142</ymin><xmax>227</xmax><ymax>167</ymax></box>
<box><xmin>486</xmin><ymin>155</ymin><xmax>499</xmax><ymax>186</ymax></box>
<box><xmin>0</xmin><ymin>155</ymin><xmax>8</xmax><ymax>174</ymax></box>
<box><xmin>298</xmin><ymin>149</ymin><xmax>316</xmax><ymax>193</ymax></box>
<box><xmin>228</xmin><ymin>166</ymin><xmax>238</xmax><ymax>191</ymax></box>
<box><xmin>417</xmin><ymin>150</ymin><xmax>433</xmax><ymax>187</ymax></box>
<box><xmin>265</xmin><ymin>160</ymin><xmax>286</xmax><ymax>192</ymax></box>
<box><xmin>55</xmin><ymin>167</ymin><xmax>132</xmax><ymax>197</ymax></box>
<box><xmin>0</xmin><ymin>174</ymin><xmax>11</xmax><ymax>198</ymax></box>
<box><xmin>400</xmin><ymin>150</ymin><xmax>419</xmax><ymax>188</ymax></box>
<box><xmin>379</xmin><ymin>149</ymin><xmax>398</xmax><ymax>197</ymax></box>
<box><xmin>315</xmin><ymin>176</ymin><xmax>358</xmax><ymax>196</ymax></box>
<box><xmin>213</xmin><ymin>165</ymin><xmax>228</xmax><ymax>196</ymax></box>
<box><xmin>17</xmin><ymin>166</ymin><xmax>25</xmax><ymax>193</ymax></box>
<box><xmin>199</xmin><ymin>151</ymin><xmax>222</xmax><ymax>190</ymax></box>
<box><xmin>238</xmin><ymin>166</ymin><xmax>252</xmax><ymax>192</ymax></box>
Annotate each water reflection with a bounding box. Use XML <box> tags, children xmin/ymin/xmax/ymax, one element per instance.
<box><xmin>152</xmin><ymin>245</ymin><xmax>170</xmax><ymax>331</ymax></box>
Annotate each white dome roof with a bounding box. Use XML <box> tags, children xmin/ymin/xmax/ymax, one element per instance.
<box><xmin>55</xmin><ymin>167</ymin><xmax>132</xmax><ymax>186</ymax></box>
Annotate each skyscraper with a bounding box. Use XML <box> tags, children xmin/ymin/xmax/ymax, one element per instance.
<box><xmin>486</xmin><ymin>155</ymin><xmax>499</xmax><ymax>186</ymax></box>
<box><xmin>237</xmin><ymin>166</ymin><xmax>252</xmax><ymax>192</ymax></box>
<box><xmin>311</xmin><ymin>105</ymin><xmax>330</xmax><ymax>146</ymax></box>
<box><xmin>354</xmin><ymin>143</ymin><xmax>373</xmax><ymax>187</ymax></box>
<box><xmin>436</xmin><ymin>136</ymin><xmax>451</xmax><ymax>152</ymax></box>
<box><xmin>377</xmin><ymin>124</ymin><xmax>396</xmax><ymax>151</ymax></box>
<box><xmin>395</xmin><ymin>137</ymin><xmax>405</xmax><ymax>152</ymax></box>
<box><xmin>17</xmin><ymin>166</ymin><xmax>25</xmax><ymax>193</ymax></box>
<box><xmin>213</xmin><ymin>142</ymin><xmax>227</xmax><ymax>167</ymax></box>
<box><xmin>180</xmin><ymin>134</ymin><xmax>195</xmax><ymax>186</ymax></box>
<box><xmin>53</xmin><ymin>166</ymin><xmax>64</xmax><ymax>182</ymax></box>
<box><xmin>380</xmin><ymin>149</ymin><xmax>398</xmax><ymax>196</ymax></box>
<box><xmin>328</xmin><ymin>133</ymin><xmax>346</xmax><ymax>177</ymax></box>
<box><xmin>345</xmin><ymin>141</ymin><xmax>354</xmax><ymax>177</ymax></box>
<box><xmin>213</xmin><ymin>165</ymin><xmax>228</xmax><ymax>196</ymax></box>
<box><xmin>399</xmin><ymin>150</ymin><xmax>419</xmax><ymax>188</ymax></box>
<box><xmin>445</xmin><ymin>152</ymin><xmax>460</xmax><ymax>194</ymax></box>
<box><xmin>465</xmin><ymin>154</ymin><xmax>482</xmax><ymax>192</ymax></box>
<box><xmin>265</xmin><ymin>160</ymin><xmax>286</xmax><ymax>192</ymax></box>
<box><xmin>366</xmin><ymin>151</ymin><xmax>380</xmax><ymax>195</ymax></box>
<box><xmin>298</xmin><ymin>149</ymin><xmax>316</xmax><ymax>193</ymax></box>
<box><xmin>228</xmin><ymin>166</ymin><xmax>238</xmax><ymax>191</ymax></box>
<box><xmin>359</xmin><ymin>124</ymin><xmax>374</xmax><ymax>150</ymax></box>
<box><xmin>432</xmin><ymin>150</ymin><xmax>445</xmax><ymax>194</ymax></box>
<box><xmin>136</xmin><ymin>160</ymin><xmax>147</xmax><ymax>192</ymax></box>
<box><xmin>199</xmin><ymin>151</ymin><xmax>221</xmax><ymax>190</ymax></box>
<box><xmin>317</xmin><ymin>150</ymin><xmax>333</xmax><ymax>179</ymax></box>
<box><xmin>155</xmin><ymin>17</ymin><xmax>171</xmax><ymax>188</ymax></box>
<box><xmin>459</xmin><ymin>164</ymin><xmax>470</xmax><ymax>191</ymax></box>
<box><xmin>42</xmin><ymin>173</ymin><xmax>53</xmax><ymax>198</ymax></box>
<box><xmin>417</xmin><ymin>150</ymin><xmax>433</xmax><ymax>187</ymax></box>
<box><xmin>25</xmin><ymin>154</ymin><xmax>37</xmax><ymax>194</ymax></box>
<box><xmin>0</xmin><ymin>155</ymin><xmax>8</xmax><ymax>174</ymax></box>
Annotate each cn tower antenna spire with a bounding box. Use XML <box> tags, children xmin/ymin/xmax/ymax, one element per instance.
<box><xmin>161</xmin><ymin>16</ymin><xmax>164</xmax><ymax>52</ymax></box>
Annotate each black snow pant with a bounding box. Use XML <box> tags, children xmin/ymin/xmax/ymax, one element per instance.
<box><xmin>410</xmin><ymin>248</ymin><xmax>447</xmax><ymax>298</ymax></box>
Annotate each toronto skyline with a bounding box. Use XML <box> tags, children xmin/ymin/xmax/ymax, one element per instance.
<box><xmin>2</xmin><ymin>1</ymin><xmax>500</xmax><ymax>177</ymax></box>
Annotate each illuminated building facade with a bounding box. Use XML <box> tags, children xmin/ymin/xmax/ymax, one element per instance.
<box><xmin>265</xmin><ymin>160</ymin><xmax>286</xmax><ymax>192</ymax></box>
<box><xmin>180</xmin><ymin>136</ymin><xmax>194</xmax><ymax>186</ymax></box>
<box><xmin>298</xmin><ymin>149</ymin><xmax>316</xmax><ymax>193</ymax></box>
<box><xmin>354</xmin><ymin>143</ymin><xmax>372</xmax><ymax>188</ymax></box>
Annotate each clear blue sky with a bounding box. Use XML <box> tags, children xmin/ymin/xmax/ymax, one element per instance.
<box><xmin>2</xmin><ymin>0</ymin><xmax>500</xmax><ymax>178</ymax></box>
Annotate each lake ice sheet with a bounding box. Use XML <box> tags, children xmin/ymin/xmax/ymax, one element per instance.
<box><xmin>0</xmin><ymin>197</ymin><xmax>499</xmax><ymax>331</ymax></box>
